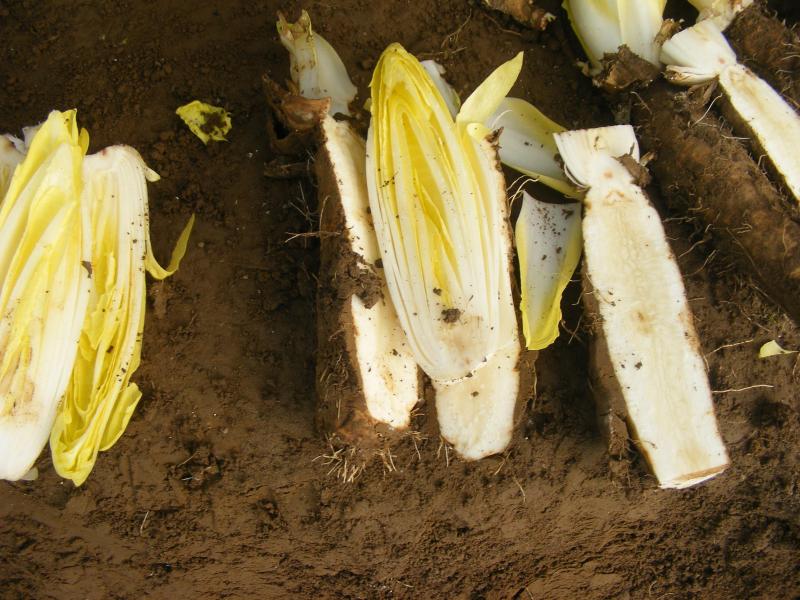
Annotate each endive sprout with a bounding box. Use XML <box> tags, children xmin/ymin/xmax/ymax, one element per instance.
<box><xmin>0</xmin><ymin>110</ymin><xmax>192</xmax><ymax>483</ymax></box>
<box><xmin>367</xmin><ymin>45</ymin><xmax>525</xmax><ymax>458</ymax></box>
<box><xmin>662</xmin><ymin>20</ymin><xmax>800</xmax><ymax>204</ymax></box>
<box><xmin>277</xmin><ymin>10</ymin><xmax>357</xmax><ymax>117</ymax></box>
<box><xmin>366</xmin><ymin>44</ymin><xmax>521</xmax><ymax>383</ymax></box>
<box><xmin>563</xmin><ymin>0</ymin><xmax>667</xmax><ymax>73</ymax></box>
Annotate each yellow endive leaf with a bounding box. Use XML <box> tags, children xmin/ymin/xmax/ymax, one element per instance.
<box><xmin>516</xmin><ymin>192</ymin><xmax>582</xmax><ymax>349</ymax></box>
<box><xmin>50</xmin><ymin>146</ymin><xmax>192</xmax><ymax>485</ymax></box>
<box><xmin>758</xmin><ymin>340</ymin><xmax>797</xmax><ymax>358</ymax></box>
<box><xmin>457</xmin><ymin>51</ymin><xmax>523</xmax><ymax>129</ymax></box>
<box><xmin>176</xmin><ymin>100</ymin><xmax>232</xmax><ymax>144</ymax></box>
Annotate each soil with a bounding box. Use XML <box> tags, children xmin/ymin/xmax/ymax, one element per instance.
<box><xmin>1</xmin><ymin>0</ymin><xmax>799</xmax><ymax>598</ymax></box>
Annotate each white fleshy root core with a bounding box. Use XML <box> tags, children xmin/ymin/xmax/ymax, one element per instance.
<box><xmin>434</xmin><ymin>342</ymin><xmax>520</xmax><ymax>460</ymax></box>
<box><xmin>555</xmin><ymin>125</ymin><xmax>729</xmax><ymax>489</ymax></box>
<box><xmin>322</xmin><ymin>116</ymin><xmax>419</xmax><ymax>429</ymax></box>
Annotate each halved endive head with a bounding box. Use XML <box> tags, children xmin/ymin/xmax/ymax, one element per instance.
<box><xmin>0</xmin><ymin>110</ymin><xmax>92</xmax><ymax>481</ymax></box>
<box><xmin>366</xmin><ymin>43</ymin><xmax>521</xmax><ymax>382</ymax></box>
<box><xmin>563</xmin><ymin>0</ymin><xmax>667</xmax><ymax>72</ymax></box>
<box><xmin>50</xmin><ymin>147</ymin><xmax>193</xmax><ymax>485</ymax></box>
<box><xmin>277</xmin><ymin>9</ymin><xmax>357</xmax><ymax>116</ymax></box>
<box><xmin>688</xmin><ymin>0</ymin><xmax>753</xmax><ymax>29</ymax></box>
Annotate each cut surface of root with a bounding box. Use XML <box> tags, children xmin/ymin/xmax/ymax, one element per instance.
<box><xmin>434</xmin><ymin>341</ymin><xmax>521</xmax><ymax>461</ymax></box>
<box><xmin>556</xmin><ymin>126</ymin><xmax>729</xmax><ymax>489</ymax></box>
<box><xmin>315</xmin><ymin>116</ymin><xmax>419</xmax><ymax>439</ymax></box>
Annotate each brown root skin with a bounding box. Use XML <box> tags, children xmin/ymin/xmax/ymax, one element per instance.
<box><xmin>480</xmin><ymin>0</ymin><xmax>554</xmax><ymax>30</ymax></box>
<box><xmin>314</xmin><ymin>132</ymin><xmax>397</xmax><ymax>448</ymax></box>
<box><xmin>727</xmin><ymin>4</ymin><xmax>800</xmax><ymax>110</ymax></box>
<box><xmin>632</xmin><ymin>81</ymin><xmax>800</xmax><ymax>324</ymax></box>
<box><xmin>582</xmin><ymin>270</ymin><xmax>630</xmax><ymax>461</ymax></box>
<box><xmin>594</xmin><ymin>46</ymin><xmax>660</xmax><ymax>95</ymax></box>
<box><xmin>262</xmin><ymin>74</ymin><xmax>330</xmax><ymax>157</ymax></box>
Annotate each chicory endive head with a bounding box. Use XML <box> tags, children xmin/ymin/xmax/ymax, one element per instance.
<box><xmin>366</xmin><ymin>43</ymin><xmax>521</xmax><ymax>382</ymax></box>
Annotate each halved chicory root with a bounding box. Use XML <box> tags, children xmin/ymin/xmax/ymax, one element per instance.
<box><xmin>314</xmin><ymin>115</ymin><xmax>420</xmax><ymax>444</ymax></box>
<box><xmin>274</xmin><ymin>12</ymin><xmax>420</xmax><ymax>446</ymax></box>
<box><xmin>662</xmin><ymin>20</ymin><xmax>800</xmax><ymax>205</ymax></box>
<box><xmin>563</xmin><ymin>0</ymin><xmax>800</xmax><ymax>324</ymax></box>
<box><xmin>555</xmin><ymin>125</ymin><xmax>729</xmax><ymax>488</ymax></box>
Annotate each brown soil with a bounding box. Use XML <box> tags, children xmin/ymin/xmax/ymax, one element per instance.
<box><xmin>0</xmin><ymin>1</ymin><xmax>798</xmax><ymax>598</ymax></box>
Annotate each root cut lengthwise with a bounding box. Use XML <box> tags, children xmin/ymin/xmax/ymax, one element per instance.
<box><xmin>314</xmin><ymin>116</ymin><xmax>420</xmax><ymax>446</ymax></box>
<box><xmin>633</xmin><ymin>82</ymin><xmax>800</xmax><ymax>324</ymax></box>
<box><xmin>726</xmin><ymin>4</ymin><xmax>800</xmax><ymax>109</ymax></box>
<box><xmin>556</xmin><ymin>125</ymin><xmax>729</xmax><ymax>489</ymax></box>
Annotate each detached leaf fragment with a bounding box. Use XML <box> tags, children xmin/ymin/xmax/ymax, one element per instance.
<box><xmin>516</xmin><ymin>192</ymin><xmax>582</xmax><ymax>350</ymax></box>
<box><xmin>758</xmin><ymin>340</ymin><xmax>797</xmax><ymax>359</ymax></box>
<box><xmin>176</xmin><ymin>100</ymin><xmax>232</xmax><ymax>144</ymax></box>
